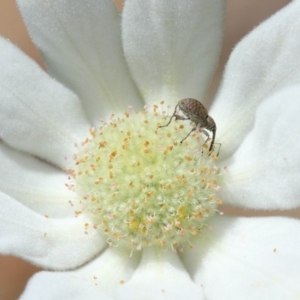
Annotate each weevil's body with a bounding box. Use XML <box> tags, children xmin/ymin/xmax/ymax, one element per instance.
<box><xmin>159</xmin><ymin>98</ymin><xmax>217</xmax><ymax>152</ymax></box>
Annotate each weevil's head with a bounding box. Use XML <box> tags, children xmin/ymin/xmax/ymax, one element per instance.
<box><xmin>205</xmin><ymin>115</ymin><xmax>216</xmax><ymax>132</ymax></box>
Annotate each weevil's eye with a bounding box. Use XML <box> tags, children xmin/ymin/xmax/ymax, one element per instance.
<box><xmin>66</xmin><ymin>103</ymin><xmax>223</xmax><ymax>252</ymax></box>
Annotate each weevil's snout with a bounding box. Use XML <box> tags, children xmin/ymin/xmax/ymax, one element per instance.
<box><xmin>206</xmin><ymin>115</ymin><xmax>216</xmax><ymax>131</ymax></box>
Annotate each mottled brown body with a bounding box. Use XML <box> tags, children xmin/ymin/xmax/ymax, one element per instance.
<box><xmin>178</xmin><ymin>98</ymin><xmax>208</xmax><ymax>127</ymax></box>
<box><xmin>159</xmin><ymin>98</ymin><xmax>218</xmax><ymax>153</ymax></box>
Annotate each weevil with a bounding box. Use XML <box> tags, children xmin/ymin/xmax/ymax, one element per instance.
<box><xmin>158</xmin><ymin>98</ymin><xmax>220</xmax><ymax>154</ymax></box>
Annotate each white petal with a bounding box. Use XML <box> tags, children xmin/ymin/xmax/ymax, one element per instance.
<box><xmin>115</xmin><ymin>248</ymin><xmax>203</xmax><ymax>300</ymax></box>
<box><xmin>0</xmin><ymin>141</ymin><xmax>78</xmax><ymax>217</ymax></box>
<box><xmin>21</xmin><ymin>248</ymin><xmax>140</xmax><ymax>299</ymax></box>
<box><xmin>212</xmin><ymin>0</ymin><xmax>300</xmax><ymax>158</ymax></box>
<box><xmin>221</xmin><ymin>86</ymin><xmax>300</xmax><ymax>210</ymax></box>
<box><xmin>181</xmin><ymin>216</ymin><xmax>300</xmax><ymax>300</ymax></box>
<box><xmin>17</xmin><ymin>0</ymin><xmax>143</xmax><ymax>123</ymax></box>
<box><xmin>20</xmin><ymin>272</ymin><xmax>112</xmax><ymax>300</ymax></box>
<box><xmin>0</xmin><ymin>192</ymin><xmax>106</xmax><ymax>270</ymax></box>
<box><xmin>73</xmin><ymin>248</ymin><xmax>140</xmax><ymax>297</ymax></box>
<box><xmin>122</xmin><ymin>0</ymin><xmax>224</xmax><ymax>105</ymax></box>
<box><xmin>21</xmin><ymin>248</ymin><xmax>139</xmax><ymax>299</ymax></box>
<box><xmin>0</xmin><ymin>37</ymin><xmax>90</xmax><ymax>167</ymax></box>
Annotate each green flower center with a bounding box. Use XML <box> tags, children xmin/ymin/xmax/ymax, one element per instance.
<box><xmin>66</xmin><ymin>103</ymin><xmax>223</xmax><ymax>252</ymax></box>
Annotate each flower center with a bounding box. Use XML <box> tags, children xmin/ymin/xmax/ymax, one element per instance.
<box><xmin>66</xmin><ymin>103</ymin><xmax>223</xmax><ymax>252</ymax></box>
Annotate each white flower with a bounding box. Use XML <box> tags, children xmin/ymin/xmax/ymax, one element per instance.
<box><xmin>0</xmin><ymin>0</ymin><xmax>300</xmax><ymax>299</ymax></box>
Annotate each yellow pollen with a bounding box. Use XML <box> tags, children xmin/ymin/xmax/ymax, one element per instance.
<box><xmin>68</xmin><ymin>103</ymin><xmax>223</xmax><ymax>252</ymax></box>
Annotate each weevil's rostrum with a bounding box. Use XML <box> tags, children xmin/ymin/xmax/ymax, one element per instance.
<box><xmin>159</xmin><ymin>98</ymin><xmax>218</xmax><ymax>153</ymax></box>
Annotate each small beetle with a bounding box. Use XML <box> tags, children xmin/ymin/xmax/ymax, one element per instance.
<box><xmin>158</xmin><ymin>98</ymin><xmax>220</xmax><ymax>154</ymax></box>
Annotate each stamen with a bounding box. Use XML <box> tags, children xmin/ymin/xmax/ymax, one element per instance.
<box><xmin>66</xmin><ymin>104</ymin><xmax>223</xmax><ymax>252</ymax></box>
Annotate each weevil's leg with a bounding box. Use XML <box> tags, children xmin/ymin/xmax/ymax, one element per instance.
<box><xmin>158</xmin><ymin>105</ymin><xmax>179</xmax><ymax>128</ymax></box>
<box><xmin>180</xmin><ymin>127</ymin><xmax>196</xmax><ymax>144</ymax></box>
<box><xmin>201</xmin><ymin>129</ymin><xmax>210</xmax><ymax>147</ymax></box>
<box><xmin>199</xmin><ymin>128</ymin><xmax>209</xmax><ymax>155</ymax></box>
<box><xmin>213</xmin><ymin>143</ymin><xmax>222</xmax><ymax>156</ymax></box>
<box><xmin>174</xmin><ymin>115</ymin><xmax>190</xmax><ymax>121</ymax></box>
<box><xmin>208</xmin><ymin>129</ymin><xmax>222</xmax><ymax>157</ymax></box>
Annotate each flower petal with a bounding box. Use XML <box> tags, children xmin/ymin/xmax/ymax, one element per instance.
<box><xmin>221</xmin><ymin>86</ymin><xmax>300</xmax><ymax>209</ymax></box>
<box><xmin>73</xmin><ymin>248</ymin><xmax>140</xmax><ymax>297</ymax></box>
<box><xmin>212</xmin><ymin>0</ymin><xmax>300</xmax><ymax>158</ymax></box>
<box><xmin>122</xmin><ymin>0</ymin><xmax>224</xmax><ymax>105</ymax></box>
<box><xmin>115</xmin><ymin>248</ymin><xmax>203</xmax><ymax>300</ymax></box>
<box><xmin>21</xmin><ymin>248</ymin><xmax>140</xmax><ymax>299</ymax></box>
<box><xmin>0</xmin><ymin>192</ymin><xmax>106</xmax><ymax>270</ymax></box>
<box><xmin>0</xmin><ymin>37</ymin><xmax>90</xmax><ymax>167</ymax></box>
<box><xmin>17</xmin><ymin>0</ymin><xmax>143</xmax><ymax>123</ymax></box>
<box><xmin>20</xmin><ymin>273</ymin><xmax>111</xmax><ymax>300</ymax></box>
<box><xmin>181</xmin><ymin>216</ymin><xmax>300</xmax><ymax>300</ymax></box>
<box><xmin>0</xmin><ymin>141</ymin><xmax>78</xmax><ymax>217</ymax></box>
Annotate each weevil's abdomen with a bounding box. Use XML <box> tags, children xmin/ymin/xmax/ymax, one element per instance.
<box><xmin>178</xmin><ymin>98</ymin><xmax>208</xmax><ymax>124</ymax></box>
